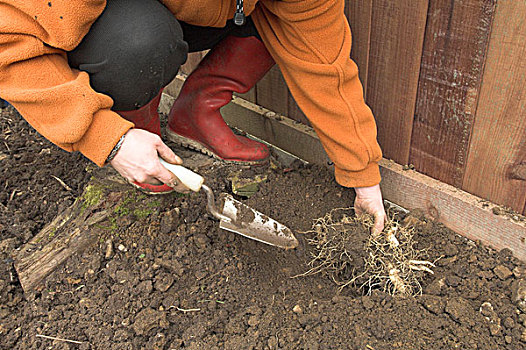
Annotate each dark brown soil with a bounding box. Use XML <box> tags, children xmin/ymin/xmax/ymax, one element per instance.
<box><xmin>2</xmin><ymin>104</ymin><xmax>526</xmax><ymax>349</ymax></box>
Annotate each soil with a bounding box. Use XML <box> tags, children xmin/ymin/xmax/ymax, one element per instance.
<box><xmin>2</xmin><ymin>104</ymin><xmax>526</xmax><ymax>349</ymax></box>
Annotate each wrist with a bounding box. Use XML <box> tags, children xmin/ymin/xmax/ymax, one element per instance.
<box><xmin>105</xmin><ymin>133</ymin><xmax>127</xmax><ymax>164</ymax></box>
<box><xmin>354</xmin><ymin>184</ymin><xmax>382</xmax><ymax>198</ymax></box>
<box><xmin>355</xmin><ymin>183</ymin><xmax>380</xmax><ymax>191</ymax></box>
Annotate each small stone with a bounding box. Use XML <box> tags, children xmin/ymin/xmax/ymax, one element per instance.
<box><xmin>494</xmin><ymin>265</ymin><xmax>513</xmax><ymax>280</ymax></box>
<box><xmin>521</xmin><ymin>328</ymin><xmax>526</xmax><ymax>342</ymax></box>
<box><xmin>293</xmin><ymin>305</ymin><xmax>303</xmax><ymax>314</ymax></box>
<box><xmin>519</xmin><ymin>314</ymin><xmax>526</xmax><ymax>326</ymax></box>
<box><xmin>105</xmin><ymin>240</ymin><xmax>113</xmax><ymax>259</ymax></box>
<box><xmin>505</xmin><ymin>335</ymin><xmax>512</xmax><ymax>344</ymax></box>
<box><xmin>118</xmin><ymin>244</ymin><xmax>127</xmax><ymax>252</ymax></box>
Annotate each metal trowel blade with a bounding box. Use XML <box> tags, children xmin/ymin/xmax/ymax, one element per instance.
<box><xmin>219</xmin><ymin>194</ymin><xmax>298</xmax><ymax>249</ymax></box>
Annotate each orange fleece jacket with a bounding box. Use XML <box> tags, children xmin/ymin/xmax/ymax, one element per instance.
<box><xmin>0</xmin><ymin>0</ymin><xmax>382</xmax><ymax>188</ymax></box>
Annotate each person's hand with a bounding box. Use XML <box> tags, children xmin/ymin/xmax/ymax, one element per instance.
<box><xmin>109</xmin><ymin>129</ymin><xmax>190</xmax><ymax>193</ymax></box>
<box><xmin>354</xmin><ymin>184</ymin><xmax>386</xmax><ymax>236</ymax></box>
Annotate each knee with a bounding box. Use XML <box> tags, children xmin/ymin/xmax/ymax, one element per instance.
<box><xmin>69</xmin><ymin>0</ymin><xmax>188</xmax><ymax>110</ymax></box>
<box><xmin>116</xmin><ymin>5</ymin><xmax>188</xmax><ymax>68</ymax></box>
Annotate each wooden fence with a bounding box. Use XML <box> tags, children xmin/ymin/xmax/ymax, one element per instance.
<box><xmin>177</xmin><ymin>0</ymin><xmax>526</xmax><ymax>215</ymax></box>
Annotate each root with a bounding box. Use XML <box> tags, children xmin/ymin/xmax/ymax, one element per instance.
<box><xmin>299</xmin><ymin>208</ymin><xmax>434</xmax><ymax>297</ymax></box>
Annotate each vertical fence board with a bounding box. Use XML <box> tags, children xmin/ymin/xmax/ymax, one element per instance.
<box><xmin>463</xmin><ymin>0</ymin><xmax>526</xmax><ymax>213</ymax></box>
<box><xmin>287</xmin><ymin>92</ymin><xmax>310</xmax><ymax>126</ymax></box>
<box><xmin>366</xmin><ymin>0</ymin><xmax>428</xmax><ymax>165</ymax></box>
<box><xmin>256</xmin><ymin>65</ymin><xmax>289</xmax><ymax>116</ymax></box>
<box><xmin>347</xmin><ymin>0</ymin><xmax>373</xmax><ymax>94</ymax></box>
<box><xmin>409</xmin><ymin>0</ymin><xmax>497</xmax><ymax>188</ymax></box>
<box><xmin>236</xmin><ymin>88</ymin><xmax>256</xmax><ymax>103</ymax></box>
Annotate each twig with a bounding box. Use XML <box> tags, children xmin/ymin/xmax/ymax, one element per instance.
<box><xmin>51</xmin><ymin>176</ymin><xmax>72</xmax><ymax>191</ymax></box>
<box><xmin>173</xmin><ymin>307</ymin><xmax>201</xmax><ymax>313</ymax></box>
<box><xmin>36</xmin><ymin>334</ymin><xmax>83</xmax><ymax>345</ymax></box>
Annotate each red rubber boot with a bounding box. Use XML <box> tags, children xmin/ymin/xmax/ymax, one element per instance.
<box><xmin>116</xmin><ymin>91</ymin><xmax>174</xmax><ymax>194</ymax></box>
<box><xmin>117</xmin><ymin>91</ymin><xmax>163</xmax><ymax>137</ymax></box>
<box><xmin>167</xmin><ymin>35</ymin><xmax>275</xmax><ymax>164</ymax></box>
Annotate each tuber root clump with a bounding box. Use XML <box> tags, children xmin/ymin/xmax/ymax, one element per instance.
<box><xmin>298</xmin><ymin>208</ymin><xmax>435</xmax><ymax>296</ymax></box>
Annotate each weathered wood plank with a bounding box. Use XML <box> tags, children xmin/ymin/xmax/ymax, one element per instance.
<box><xmin>222</xmin><ymin>95</ymin><xmax>331</xmax><ymax>166</ymax></box>
<box><xmin>366</xmin><ymin>0</ymin><xmax>428</xmax><ymax>165</ymax></box>
<box><xmin>462</xmin><ymin>0</ymin><xmax>526</xmax><ymax>213</ymax></box>
<box><xmin>13</xmin><ymin>170</ymin><xmax>129</xmax><ymax>292</ymax></box>
<box><xmin>347</xmin><ymin>0</ymin><xmax>373</xmax><ymax>94</ymax></box>
<box><xmin>409</xmin><ymin>0</ymin><xmax>497</xmax><ymax>187</ymax></box>
<box><xmin>380</xmin><ymin>159</ymin><xmax>526</xmax><ymax>262</ymax></box>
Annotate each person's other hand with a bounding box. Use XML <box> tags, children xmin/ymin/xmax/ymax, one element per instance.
<box><xmin>354</xmin><ymin>184</ymin><xmax>386</xmax><ymax>236</ymax></box>
<box><xmin>110</xmin><ymin>129</ymin><xmax>190</xmax><ymax>193</ymax></box>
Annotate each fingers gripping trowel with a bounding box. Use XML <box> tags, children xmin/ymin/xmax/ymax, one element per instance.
<box><xmin>159</xmin><ymin>159</ymin><xmax>298</xmax><ymax>249</ymax></box>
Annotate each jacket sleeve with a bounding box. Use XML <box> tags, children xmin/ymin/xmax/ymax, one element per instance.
<box><xmin>0</xmin><ymin>2</ymin><xmax>133</xmax><ymax>166</ymax></box>
<box><xmin>252</xmin><ymin>0</ymin><xmax>383</xmax><ymax>188</ymax></box>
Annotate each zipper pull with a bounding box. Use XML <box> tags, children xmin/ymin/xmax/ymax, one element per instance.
<box><xmin>235</xmin><ymin>0</ymin><xmax>246</xmax><ymax>26</ymax></box>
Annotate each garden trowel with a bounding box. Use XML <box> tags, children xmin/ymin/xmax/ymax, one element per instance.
<box><xmin>159</xmin><ymin>159</ymin><xmax>298</xmax><ymax>249</ymax></box>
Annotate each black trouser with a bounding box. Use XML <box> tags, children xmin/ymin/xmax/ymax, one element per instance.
<box><xmin>68</xmin><ymin>0</ymin><xmax>259</xmax><ymax>111</ymax></box>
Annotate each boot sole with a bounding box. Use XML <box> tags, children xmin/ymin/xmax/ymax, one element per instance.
<box><xmin>166</xmin><ymin>128</ymin><xmax>269</xmax><ymax>165</ymax></box>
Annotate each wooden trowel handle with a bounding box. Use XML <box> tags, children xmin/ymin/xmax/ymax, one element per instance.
<box><xmin>158</xmin><ymin>158</ymin><xmax>204</xmax><ymax>192</ymax></box>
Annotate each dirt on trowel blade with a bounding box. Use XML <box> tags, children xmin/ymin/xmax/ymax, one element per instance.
<box><xmin>218</xmin><ymin>193</ymin><xmax>298</xmax><ymax>249</ymax></box>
